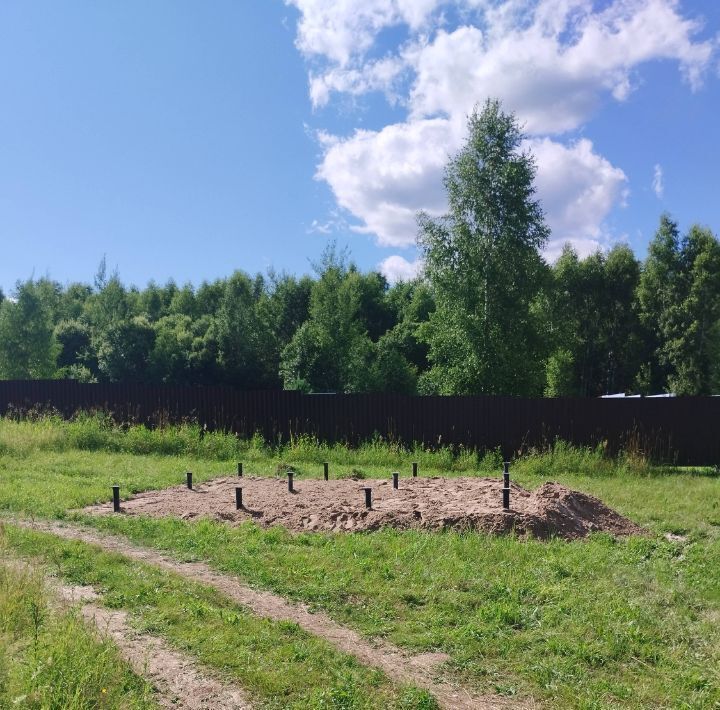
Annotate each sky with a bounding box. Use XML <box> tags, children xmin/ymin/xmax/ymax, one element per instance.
<box><xmin>0</xmin><ymin>0</ymin><xmax>719</xmax><ymax>293</ymax></box>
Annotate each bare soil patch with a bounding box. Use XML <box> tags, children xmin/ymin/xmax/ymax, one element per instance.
<box><xmin>88</xmin><ymin>475</ymin><xmax>643</xmax><ymax>540</ymax></box>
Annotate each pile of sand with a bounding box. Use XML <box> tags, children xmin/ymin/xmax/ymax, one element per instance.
<box><xmin>85</xmin><ymin>474</ymin><xmax>644</xmax><ymax>541</ymax></box>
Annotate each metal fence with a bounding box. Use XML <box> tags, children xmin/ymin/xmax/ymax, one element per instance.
<box><xmin>0</xmin><ymin>380</ymin><xmax>718</xmax><ymax>465</ymax></box>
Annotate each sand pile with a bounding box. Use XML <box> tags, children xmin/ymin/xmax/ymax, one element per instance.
<box><xmin>86</xmin><ymin>475</ymin><xmax>644</xmax><ymax>541</ymax></box>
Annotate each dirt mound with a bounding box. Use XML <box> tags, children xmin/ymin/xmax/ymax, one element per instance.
<box><xmin>85</xmin><ymin>475</ymin><xmax>644</xmax><ymax>541</ymax></box>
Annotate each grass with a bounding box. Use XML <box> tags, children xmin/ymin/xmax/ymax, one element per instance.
<box><xmin>0</xmin><ymin>551</ymin><xmax>155</xmax><ymax>709</ymax></box>
<box><xmin>0</xmin><ymin>410</ymin><xmax>671</xmax><ymax>475</ymax></box>
<box><xmin>1</xmin><ymin>415</ymin><xmax>719</xmax><ymax>707</ymax></box>
<box><xmin>81</xmin><ymin>517</ymin><xmax>720</xmax><ymax>708</ymax></box>
<box><xmin>2</xmin><ymin>524</ymin><xmax>435</xmax><ymax>710</ymax></box>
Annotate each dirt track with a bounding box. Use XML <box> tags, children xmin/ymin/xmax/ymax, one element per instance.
<box><xmin>87</xmin><ymin>475</ymin><xmax>644</xmax><ymax>540</ymax></box>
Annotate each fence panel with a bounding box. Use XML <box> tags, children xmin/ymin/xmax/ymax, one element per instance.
<box><xmin>0</xmin><ymin>380</ymin><xmax>719</xmax><ymax>465</ymax></box>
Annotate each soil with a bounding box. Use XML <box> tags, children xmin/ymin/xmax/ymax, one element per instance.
<box><xmin>87</xmin><ymin>475</ymin><xmax>644</xmax><ymax>541</ymax></box>
<box><xmin>12</xmin><ymin>519</ymin><xmax>521</xmax><ymax>710</ymax></box>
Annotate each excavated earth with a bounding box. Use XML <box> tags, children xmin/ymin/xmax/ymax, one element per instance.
<box><xmin>85</xmin><ymin>475</ymin><xmax>644</xmax><ymax>541</ymax></box>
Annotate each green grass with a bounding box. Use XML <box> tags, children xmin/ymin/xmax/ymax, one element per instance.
<box><xmin>1</xmin><ymin>415</ymin><xmax>719</xmax><ymax>708</ymax></box>
<box><xmin>0</xmin><ymin>411</ymin><xmax>675</xmax><ymax>476</ymax></box>
<box><xmin>2</xmin><ymin>524</ymin><xmax>435</xmax><ymax>710</ymax></box>
<box><xmin>0</xmin><ymin>551</ymin><xmax>155</xmax><ymax>709</ymax></box>
<box><xmin>81</xmin><ymin>516</ymin><xmax>720</xmax><ymax>708</ymax></box>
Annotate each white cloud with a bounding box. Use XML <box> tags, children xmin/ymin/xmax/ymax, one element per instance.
<box><xmin>317</xmin><ymin>124</ymin><xmax>627</xmax><ymax>250</ymax></box>
<box><xmin>290</xmin><ymin>0</ymin><xmax>716</xmax><ymax>254</ymax></box>
<box><xmin>531</xmin><ymin>137</ymin><xmax>628</xmax><ymax>245</ymax></box>
<box><xmin>378</xmin><ymin>254</ymin><xmax>423</xmax><ymax>282</ymax></box>
<box><xmin>288</xmin><ymin>0</ymin><xmax>440</xmax><ymax>66</ymax></box>
<box><xmin>309</xmin><ymin>56</ymin><xmax>407</xmax><ymax>107</ymax></box>
<box><xmin>653</xmin><ymin>163</ymin><xmax>664</xmax><ymax>198</ymax></box>
<box><xmin>316</xmin><ymin>118</ymin><xmax>456</xmax><ymax>246</ymax></box>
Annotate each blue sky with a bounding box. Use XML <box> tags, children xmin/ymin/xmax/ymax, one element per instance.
<box><xmin>1</xmin><ymin>0</ymin><xmax>718</xmax><ymax>292</ymax></box>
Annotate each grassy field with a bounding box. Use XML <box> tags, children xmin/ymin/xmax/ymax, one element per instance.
<box><xmin>0</xmin><ymin>553</ymin><xmax>155</xmax><ymax>709</ymax></box>
<box><xmin>1</xmin><ymin>415</ymin><xmax>719</xmax><ymax>708</ymax></box>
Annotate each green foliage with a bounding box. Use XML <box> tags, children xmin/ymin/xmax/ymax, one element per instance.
<box><xmin>1</xmin><ymin>121</ymin><xmax>719</xmax><ymax>395</ymax></box>
<box><xmin>54</xmin><ymin>319</ymin><xmax>96</xmax><ymax>373</ymax></box>
<box><xmin>638</xmin><ymin>215</ymin><xmax>720</xmax><ymax>394</ymax></box>
<box><xmin>214</xmin><ymin>271</ymin><xmax>279</xmax><ymax>388</ymax></box>
<box><xmin>0</xmin><ymin>281</ymin><xmax>59</xmax><ymax>379</ymax></box>
<box><xmin>543</xmin><ymin>244</ymin><xmax>642</xmax><ymax>396</ymax></box>
<box><xmin>544</xmin><ymin>348</ymin><xmax>575</xmax><ymax>397</ymax></box>
<box><xmin>419</xmin><ymin>100</ymin><xmax>549</xmax><ymax>395</ymax></box>
<box><xmin>96</xmin><ymin>315</ymin><xmax>156</xmax><ymax>382</ymax></box>
<box><xmin>280</xmin><ymin>245</ymin><xmax>379</xmax><ymax>392</ymax></box>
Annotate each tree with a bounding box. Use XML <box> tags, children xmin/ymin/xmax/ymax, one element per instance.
<box><xmin>367</xmin><ymin>333</ymin><xmax>418</xmax><ymax>394</ymax></box>
<box><xmin>96</xmin><ymin>316</ymin><xmax>156</xmax><ymax>382</ymax></box>
<box><xmin>55</xmin><ymin>319</ymin><xmax>97</xmax><ymax>374</ymax></box>
<box><xmin>58</xmin><ymin>283</ymin><xmax>92</xmax><ymax>321</ymax></box>
<box><xmin>637</xmin><ymin>216</ymin><xmax>720</xmax><ymax>394</ymax></box>
<box><xmin>542</xmin><ymin>244</ymin><xmax>642</xmax><ymax>396</ymax></box>
<box><xmin>84</xmin><ymin>275</ymin><xmax>131</xmax><ymax>333</ymax></box>
<box><xmin>149</xmin><ymin>315</ymin><xmax>194</xmax><ymax>383</ymax></box>
<box><xmin>418</xmin><ymin>99</ymin><xmax>549</xmax><ymax>395</ymax></box>
<box><xmin>214</xmin><ymin>272</ymin><xmax>277</xmax><ymax>388</ymax></box>
<box><xmin>385</xmin><ymin>281</ymin><xmax>434</xmax><ymax>372</ymax></box>
<box><xmin>256</xmin><ymin>272</ymin><xmax>312</xmax><ymax>378</ymax></box>
<box><xmin>280</xmin><ymin>246</ymin><xmax>374</xmax><ymax>392</ymax></box>
<box><xmin>602</xmin><ymin>245</ymin><xmax>643</xmax><ymax>393</ymax></box>
<box><xmin>0</xmin><ymin>282</ymin><xmax>59</xmax><ymax>379</ymax></box>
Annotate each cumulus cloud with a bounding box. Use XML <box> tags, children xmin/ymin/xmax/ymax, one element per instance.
<box><xmin>316</xmin><ymin>118</ymin><xmax>457</xmax><ymax>246</ymax></box>
<box><xmin>289</xmin><ymin>0</ymin><xmax>440</xmax><ymax>67</ymax></box>
<box><xmin>407</xmin><ymin>0</ymin><xmax>714</xmax><ymax>133</ymax></box>
<box><xmin>317</xmin><ymin>124</ymin><xmax>627</xmax><ymax>250</ymax></box>
<box><xmin>531</xmin><ymin>137</ymin><xmax>628</xmax><ymax>249</ymax></box>
<box><xmin>653</xmin><ymin>163</ymin><xmax>665</xmax><ymax>198</ymax></box>
<box><xmin>288</xmin><ymin>0</ymin><xmax>716</xmax><ymax>256</ymax></box>
<box><xmin>378</xmin><ymin>254</ymin><xmax>423</xmax><ymax>283</ymax></box>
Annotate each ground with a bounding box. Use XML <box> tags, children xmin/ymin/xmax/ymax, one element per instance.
<box><xmin>0</xmin><ymin>417</ymin><xmax>719</xmax><ymax>709</ymax></box>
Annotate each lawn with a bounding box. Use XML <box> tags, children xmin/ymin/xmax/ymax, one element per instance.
<box><xmin>1</xmin><ymin>416</ymin><xmax>719</xmax><ymax>708</ymax></box>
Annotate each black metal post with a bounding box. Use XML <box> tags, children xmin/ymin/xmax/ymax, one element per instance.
<box><xmin>503</xmin><ymin>461</ymin><xmax>510</xmax><ymax>488</ymax></box>
<box><xmin>288</xmin><ymin>471</ymin><xmax>294</xmax><ymax>493</ymax></box>
<box><xmin>392</xmin><ymin>472</ymin><xmax>399</xmax><ymax>489</ymax></box>
<box><xmin>364</xmin><ymin>487</ymin><xmax>372</xmax><ymax>509</ymax></box>
<box><xmin>502</xmin><ymin>486</ymin><xmax>510</xmax><ymax>510</ymax></box>
<box><xmin>412</xmin><ymin>462</ymin><xmax>418</xmax><ymax>478</ymax></box>
<box><xmin>323</xmin><ymin>462</ymin><xmax>329</xmax><ymax>481</ymax></box>
<box><xmin>235</xmin><ymin>487</ymin><xmax>243</xmax><ymax>510</ymax></box>
<box><xmin>112</xmin><ymin>485</ymin><xmax>120</xmax><ymax>513</ymax></box>
<box><xmin>186</xmin><ymin>471</ymin><xmax>193</xmax><ymax>489</ymax></box>
<box><xmin>237</xmin><ymin>462</ymin><xmax>243</xmax><ymax>477</ymax></box>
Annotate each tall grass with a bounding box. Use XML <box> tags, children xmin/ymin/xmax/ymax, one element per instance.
<box><xmin>0</xmin><ymin>552</ymin><xmax>153</xmax><ymax>708</ymax></box>
<box><xmin>0</xmin><ymin>413</ymin><xmax>670</xmax><ymax>477</ymax></box>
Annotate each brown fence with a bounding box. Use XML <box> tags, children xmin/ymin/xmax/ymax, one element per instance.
<box><xmin>0</xmin><ymin>380</ymin><xmax>719</xmax><ymax>465</ymax></box>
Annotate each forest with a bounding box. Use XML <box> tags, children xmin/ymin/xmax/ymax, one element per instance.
<box><xmin>1</xmin><ymin>102</ymin><xmax>719</xmax><ymax>397</ymax></box>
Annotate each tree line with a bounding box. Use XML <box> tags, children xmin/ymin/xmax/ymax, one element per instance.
<box><xmin>1</xmin><ymin>101</ymin><xmax>719</xmax><ymax>396</ymax></box>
